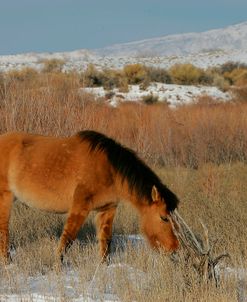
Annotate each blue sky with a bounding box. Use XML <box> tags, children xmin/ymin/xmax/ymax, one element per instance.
<box><xmin>0</xmin><ymin>0</ymin><xmax>246</xmax><ymax>55</ymax></box>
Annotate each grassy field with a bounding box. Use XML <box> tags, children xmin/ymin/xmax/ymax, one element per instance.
<box><xmin>0</xmin><ymin>69</ymin><xmax>246</xmax><ymax>301</ymax></box>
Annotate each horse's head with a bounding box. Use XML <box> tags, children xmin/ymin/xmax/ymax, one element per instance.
<box><xmin>141</xmin><ymin>185</ymin><xmax>179</xmax><ymax>252</ymax></box>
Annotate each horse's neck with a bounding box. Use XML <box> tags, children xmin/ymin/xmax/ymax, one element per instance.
<box><xmin>115</xmin><ymin>177</ymin><xmax>146</xmax><ymax>213</ymax></box>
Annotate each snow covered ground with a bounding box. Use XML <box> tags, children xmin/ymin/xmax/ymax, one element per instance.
<box><xmin>1</xmin><ymin>48</ymin><xmax>247</xmax><ymax>73</ymax></box>
<box><xmin>1</xmin><ymin>266</ymin><xmax>246</xmax><ymax>302</ymax></box>
<box><xmin>82</xmin><ymin>83</ymin><xmax>231</xmax><ymax>107</ymax></box>
<box><xmin>0</xmin><ymin>263</ymin><xmax>147</xmax><ymax>302</ymax></box>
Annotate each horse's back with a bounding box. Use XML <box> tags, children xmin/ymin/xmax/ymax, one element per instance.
<box><xmin>0</xmin><ymin>132</ymin><xmax>29</xmax><ymax>182</ymax></box>
<box><xmin>0</xmin><ymin>132</ymin><xmax>115</xmax><ymax>212</ymax></box>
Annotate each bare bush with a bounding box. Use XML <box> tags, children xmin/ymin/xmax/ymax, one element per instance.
<box><xmin>171</xmin><ymin>210</ymin><xmax>229</xmax><ymax>286</ymax></box>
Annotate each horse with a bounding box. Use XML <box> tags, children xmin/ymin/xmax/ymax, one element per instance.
<box><xmin>0</xmin><ymin>130</ymin><xmax>179</xmax><ymax>262</ymax></box>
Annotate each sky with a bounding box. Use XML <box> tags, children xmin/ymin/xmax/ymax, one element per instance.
<box><xmin>0</xmin><ymin>0</ymin><xmax>247</xmax><ymax>55</ymax></box>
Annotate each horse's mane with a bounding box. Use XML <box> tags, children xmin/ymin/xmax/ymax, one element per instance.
<box><xmin>78</xmin><ymin>130</ymin><xmax>179</xmax><ymax>211</ymax></box>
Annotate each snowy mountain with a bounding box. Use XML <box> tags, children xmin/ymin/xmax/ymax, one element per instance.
<box><xmin>1</xmin><ymin>21</ymin><xmax>247</xmax><ymax>73</ymax></box>
<box><xmin>96</xmin><ymin>21</ymin><xmax>247</xmax><ymax>57</ymax></box>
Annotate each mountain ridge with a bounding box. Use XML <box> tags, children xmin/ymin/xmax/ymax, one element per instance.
<box><xmin>95</xmin><ymin>21</ymin><xmax>247</xmax><ymax>56</ymax></box>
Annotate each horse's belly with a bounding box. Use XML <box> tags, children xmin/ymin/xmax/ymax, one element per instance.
<box><xmin>10</xmin><ymin>183</ymin><xmax>71</xmax><ymax>213</ymax></box>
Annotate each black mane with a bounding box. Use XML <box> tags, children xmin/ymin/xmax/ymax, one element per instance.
<box><xmin>78</xmin><ymin>130</ymin><xmax>179</xmax><ymax>211</ymax></box>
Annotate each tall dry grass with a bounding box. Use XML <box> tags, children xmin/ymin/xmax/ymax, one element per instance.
<box><xmin>0</xmin><ymin>72</ymin><xmax>247</xmax><ymax>168</ymax></box>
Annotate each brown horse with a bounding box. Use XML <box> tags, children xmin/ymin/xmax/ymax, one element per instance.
<box><xmin>0</xmin><ymin>130</ymin><xmax>179</xmax><ymax>262</ymax></box>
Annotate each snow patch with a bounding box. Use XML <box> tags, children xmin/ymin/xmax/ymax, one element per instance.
<box><xmin>82</xmin><ymin>83</ymin><xmax>231</xmax><ymax>107</ymax></box>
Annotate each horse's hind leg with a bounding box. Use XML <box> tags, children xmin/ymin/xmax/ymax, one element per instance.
<box><xmin>95</xmin><ymin>206</ymin><xmax>116</xmax><ymax>262</ymax></box>
<box><xmin>0</xmin><ymin>190</ymin><xmax>13</xmax><ymax>261</ymax></box>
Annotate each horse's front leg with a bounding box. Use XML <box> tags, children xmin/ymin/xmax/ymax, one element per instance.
<box><xmin>95</xmin><ymin>206</ymin><xmax>117</xmax><ymax>262</ymax></box>
<box><xmin>57</xmin><ymin>185</ymin><xmax>91</xmax><ymax>262</ymax></box>
<box><xmin>0</xmin><ymin>190</ymin><xmax>13</xmax><ymax>262</ymax></box>
<box><xmin>58</xmin><ymin>207</ymin><xmax>89</xmax><ymax>262</ymax></box>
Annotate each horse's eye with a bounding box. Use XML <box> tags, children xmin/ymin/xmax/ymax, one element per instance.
<box><xmin>161</xmin><ymin>216</ymin><xmax>169</xmax><ymax>222</ymax></box>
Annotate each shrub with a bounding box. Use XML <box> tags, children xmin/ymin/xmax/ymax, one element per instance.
<box><xmin>197</xmin><ymin>69</ymin><xmax>214</xmax><ymax>85</ymax></box>
<box><xmin>224</xmin><ymin>68</ymin><xmax>247</xmax><ymax>86</ymax></box>
<box><xmin>142</xmin><ymin>93</ymin><xmax>159</xmax><ymax>105</ymax></box>
<box><xmin>81</xmin><ymin>64</ymin><xmax>103</xmax><ymax>87</ymax></box>
<box><xmin>101</xmin><ymin>69</ymin><xmax>128</xmax><ymax>91</ymax></box>
<box><xmin>81</xmin><ymin>67</ymin><xmax>129</xmax><ymax>91</ymax></box>
<box><xmin>211</xmin><ymin>73</ymin><xmax>230</xmax><ymax>91</ymax></box>
<box><xmin>145</xmin><ymin>66</ymin><xmax>172</xmax><ymax>84</ymax></box>
<box><xmin>117</xmin><ymin>76</ymin><xmax>129</xmax><ymax>92</ymax></box>
<box><xmin>218</xmin><ymin>61</ymin><xmax>247</xmax><ymax>74</ymax></box>
<box><xmin>42</xmin><ymin>58</ymin><xmax>65</xmax><ymax>73</ymax></box>
<box><xmin>123</xmin><ymin>64</ymin><xmax>148</xmax><ymax>85</ymax></box>
<box><xmin>168</xmin><ymin>63</ymin><xmax>204</xmax><ymax>85</ymax></box>
<box><xmin>100</xmin><ymin>69</ymin><xmax>118</xmax><ymax>90</ymax></box>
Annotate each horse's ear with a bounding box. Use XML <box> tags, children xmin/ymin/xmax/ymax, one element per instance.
<box><xmin>151</xmin><ymin>185</ymin><xmax>160</xmax><ymax>202</ymax></box>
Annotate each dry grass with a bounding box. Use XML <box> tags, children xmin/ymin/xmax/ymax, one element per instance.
<box><xmin>0</xmin><ymin>72</ymin><xmax>247</xmax><ymax>168</ymax></box>
<box><xmin>0</xmin><ymin>70</ymin><xmax>246</xmax><ymax>300</ymax></box>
